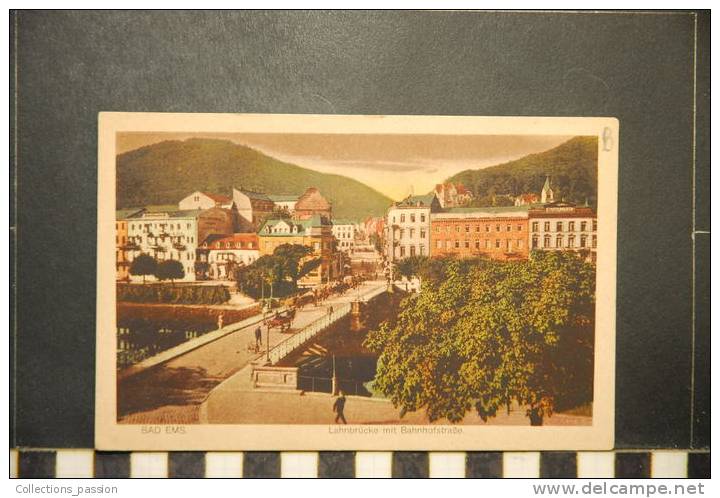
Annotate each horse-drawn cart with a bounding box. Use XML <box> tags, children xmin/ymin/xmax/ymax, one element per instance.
<box><xmin>267</xmin><ymin>308</ymin><xmax>296</xmax><ymax>332</ymax></box>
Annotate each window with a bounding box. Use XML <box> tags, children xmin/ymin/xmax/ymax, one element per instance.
<box><xmin>592</xmin><ymin>235</ymin><xmax>597</xmax><ymax>248</ymax></box>
<box><xmin>580</xmin><ymin>235</ymin><xmax>587</xmax><ymax>248</ymax></box>
<box><xmin>532</xmin><ymin>221</ymin><xmax>538</xmax><ymax>232</ymax></box>
<box><xmin>556</xmin><ymin>235</ymin><xmax>563</xmax><ymax>248</ymax></box>
<box><xmin>313</xmin><ymin>242</ymin><xmax>320</xmax><ymax>251</ymax></box>
<box><xmin>419</xmin><ymin>245</ymin><xmax>425</xmax><ymax>256</ymax></box>
<box><xmin>455</xmin><ymin>225</ymin><xmax>460</xmax><ymax>232</ymax></box>
<box><xmin>543</xmin><ymin>235</ymin><xmax>551</xmax><ymax>248</ymax></box>
<box><xmin>532</xmin><ymin>236</ymin><xmax>539</xmax><ymax>249</ymax></box>
<box><xmin>400</xmin><ymin>229</ymin><xmax>405</xmax><ymax>239</ymax></box>
<box><xmin>581</xmin><ymin>221</ymin><xmax>587</xmax><ymax>232</ymax></box>
<box><xmin>420</xmin><ymin>214</ymin><xmax>426</xmax><ymax>223</ymax></box>
<box><xmin>465</xmin><ymin>225</ymin><xmax>470</xmax><ymax>233</ymax></box>
<box><xmin>392</xmin><ymin>216</ymin><xmax>396</xmax><ymax>223</ymax></box>
<box><xmin>496</xmin><ymin>225</ymin><xmax>500</xmax><ymax>232</ymax></box>
<box><xmin>556</xmin><ymin>222</ymin><xmax>563</xmax><ymax>232</ymax></box>
<box><xmin>410</xmin><ymin>214</ymin><xmax>415</xmax><ymax>223</ymax></box>
<box><xmin>475</xmin><ymin>225</ymin><xmax>480</xmax><ymax>232</ymax></box>
<box><xmin>420</xmin><ymin>229</ymin><xmax>426</xmax><ymax>239</ymax></box>
<box><xmin>446</xmin><ymin>226</ymin><xmax>451</xmax><ymax>233</ymax></box>
<box><xmin>400</xmin><ymin>214</ymin><xmax>405</xmax><ymax>223</ymax></box>
<box><xmin>485</xmin><ymin>240</ymin><xmax>491</xmax><ymax>249</ymax></box>
<box><xmin>435</xmin><ymin>226</ymin><xmax>441</xmax><ymax>233</ymax></box>
<box><xmin>495</xmin><ymin>239</ymin><xmax>501</xmax><ymax>249</ymax></box>
<box><xmin>569</xmin><ymin>221</ymin><xmax>575</xmax><ymax>231</ymax></box>
<box><xmin>506</xmin><ymin>225</ymin><xmax>511</xmax><ymax>232</ymax></box>
<box><xmin>592</xmin><ymin>220</ymin><xmax>597</xmax><ymax>231</ymax></box>
<box><xmin>544</xmin><ymin>222</ymin><xmax>550</xmax><ymax>231</ymax></box>
<box><xmin>517</xmin><ymin>225</ymin><xmax>523</xmax><ymax>231</ymax></box>
<box><xmin>568</xmin><ymin>235</ymin><xmax>575</xmax><ymax>248</ymax></box>
<box><xmin>409</xmin><ymin>229</ymin><xmax>415</xmax><ymax>238</ymax></box>
<box><xmin>410</xmin><ymin>246</ymin><xmax>416</xmax><ymax>256</ymax></box>
<box><xmin>485</xmin><ymin>225</ymin><xmax>490</xmax><ymax>232</ymax></box>
<box><xmin>475</xmin><ymin>240</ymin><xmax>480</xmax><ymax>249</ymax></box>
<box><xmin>400</xmin><ymin>246</ymin><xmax>405</xmax><ymax>257</ymax></box>
<box><xmin>455</xmin><ymin>240</ymin><xmax>460</xmax><ymax>249</ymax></box>
<box><xmin>506</xmin><ymin>239</ymin><xmax>511</xmax><ymax>250</ymax></box>
<box><xmin>518</xmin><ymin>239</ymin><xmax>524</xmax><ymax>249</ymax></box>
<box><xmin>464</xmin><ymin>241</ymin><xmax>470</xmax><ymax>249</ymax></box>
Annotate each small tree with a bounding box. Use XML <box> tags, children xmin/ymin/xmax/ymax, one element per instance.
<box><xmin>155</xmin><ymin>259</ymin><xmax>185</xmax><ymax>284</ymax></box>
<box><xmin>129</xmin><ymin>253</ymin><xmax>157</xmax><ymax>284</ymax></box>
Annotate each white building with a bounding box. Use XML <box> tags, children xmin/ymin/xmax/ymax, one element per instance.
<box><xmin>540</xmin><ymin>176</ymin><xmax>555</xmax><ymax>204</ymax></box>
<box><xmin>232</xmin><ymin>187</ymin><xmax>275</xmax><ymax>230</ymax></box>
<box><xmin>384</xmin><ymin>193</ymin><xmax>441</xmax><ymax>261</ymax></box>
<box><xmin>332</xmin><ymin>220</ymin><xmax>358</xmax><ymax>252</ymax></box>
<box><xmin>200</xmin><ymin>233</ymin><xmax>260</xmax><ymax>280</ymax></box>
<box><xmin>528</xmin><ymin>201</ymin><xmax>597</xmax><ymax>260</ymax></box>
<box><xmin>178</xmin><ymin>191</ymin><xmax>234</xmax><ymax>211</ymax></box>
<box><xmin>125</xmin><ymin>207</ymin><xmax>234</xmax><ymax>281</ymax></box>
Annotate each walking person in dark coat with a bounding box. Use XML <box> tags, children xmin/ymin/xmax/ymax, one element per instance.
<box><xmin>254</xmin><ymin>325</ymin><xmax>262</xmax><ymax>350</ymax></box>
<box><xmin>333</xmin><ymin>391</ymin><xmax>347</xmax><ymax>424</ymax></box>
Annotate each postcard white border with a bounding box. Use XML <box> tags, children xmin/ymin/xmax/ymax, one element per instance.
<box><xmin>96</xmin><ymin>113</ymin><xmax>618</xmax><ymax>450</ymax></box>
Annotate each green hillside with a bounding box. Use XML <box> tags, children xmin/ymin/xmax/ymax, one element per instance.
<box><xmin>446</xmin><ymin>136</ymin><xmax>598</xmax><ymax>207</ymax></box>
<box><xmin>116</xmin><ymin>138</ymin><xmax>393</xmax><ymax>221</ymax></box>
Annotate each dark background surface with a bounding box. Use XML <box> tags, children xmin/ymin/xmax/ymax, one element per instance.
<box><xmin>11</xmin><ymin>10</ymin><xmax>709</xmax><ymax>449</ymax></box>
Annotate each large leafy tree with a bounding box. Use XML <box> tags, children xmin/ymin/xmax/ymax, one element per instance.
<box><xmin>365</xmin><ymin>251</ymin><xmax>595</xmax><ymax>425</ymax></box>
<box><xmin>273</xmin><ymin>243</ymin><xmax>315</xmax><ymax>285</ymax></box>
<box><xmin>154</xmin><ymin>259</ymin><xmax>185</xmax><ymax>283</ymax></box>
<box><xmin>129</xmin><ymin>253</ymin><xmax>157</xmax><ymax>284</ymax></box>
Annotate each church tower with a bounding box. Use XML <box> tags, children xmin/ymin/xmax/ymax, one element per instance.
<box><xmin>541</xmin><ymin>175</ymin><xmax>554</xmax><ymax>204</ymax></box>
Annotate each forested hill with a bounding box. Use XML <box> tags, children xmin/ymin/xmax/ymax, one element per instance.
<box><xmin>116</xmin><ymin>138</ymin><xmax>393</xmax><ymax>221</ymax></box>
<box><xmin>446</xmin><ymin>136</ymin><xmax>599</xmax><ymax>207</ymax></box>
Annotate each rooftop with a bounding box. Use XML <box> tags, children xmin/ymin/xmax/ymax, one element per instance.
<box><xmin>267</xmin><ymin>194</ymin><xmax>300</xmax><ymax>202</ymax></box>
<box><xmin>395</xmin><ymin>193</ymin><xmax>437</xmax><ymax>208</ymax></box>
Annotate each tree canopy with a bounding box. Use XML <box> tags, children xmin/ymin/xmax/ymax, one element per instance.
<box><xmin>236</xmin><ymin>243</ymin><xmax>319</xmax><ymax>299</ymax></box>
<box><xmin>129</xmin><ymin>253</ymin><xmax>157</xmax><ymax>283</ymax></box>
<box><xmin>154</xmin><ymin>259</ymin><xmax>185</xmax><ymax>283</ymax></box>
<box><xmin>365</xmin><ymin>251</ymin><xmax>595</xmax><ymax>425</ymax></box>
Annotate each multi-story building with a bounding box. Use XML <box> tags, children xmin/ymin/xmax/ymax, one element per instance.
<box><xmin>232</xmin><ymin>187</ymin><xmax>275</xmax><ymax>231</ymax></box>
<box><xmin>433</xmin><ymin>182</ymin><xmax>473</xmax><ymax>208</ymax></box>
<box><xmin>528</xmin><ymin>201</ymin><xmax>597</xmax><ymax>260</ymax></box>
<box><xmin>332</xmin><ymin>220</ymin><xmax>357</xmax><ymax>253</ymax></box>
<box><xmin>384</xmin><ymin>193</ymin><xmax>441</xmax><ymax>261</ymax></box>
<box><xmin>293</xmin><ymin>187</ymin><xmax>332</xmax><ymax>221</ymax></box>
<box><xmin>125</xmin><ymin>206</ymin><xmax>234</xmax><ymax>281</ymax></box>
<box><xmin>116</xmin><ymin>208</ymin><xmax>145</xmax><ymax>280</ymax></box>
<box><xmin>178</xmin><ymin>191</ymin><xmax>234</xmax><ymax>211</ymax></box>
<box><xmin>257</xmin><ymin>215</ymin><xmax>340</xmax><ymax>286</ymax></box>
<box><xmin>198</xmin><ymin>233</ymin><xmax>260</xmax><ymax>280</ymax></box>
<box><xmin>430</xmin><ymin>207</ymin><xmax>530</xmax><ymax>260</ymax></box>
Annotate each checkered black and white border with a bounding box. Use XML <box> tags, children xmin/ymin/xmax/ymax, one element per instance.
<box><xmin>9</xmin><ymin>450</ymin><xmax>710</xmax><ymax>478</ymax></box>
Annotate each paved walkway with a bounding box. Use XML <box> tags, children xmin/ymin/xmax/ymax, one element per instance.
<box><xmin>200</xmin><ymin>379</ymin><xmax>591</xmax><ymax>426</ymax></box>
<box><xmin>118</xmin><ymin>281</ymin><xmax>386</xmax><ymax>424</ymax></box>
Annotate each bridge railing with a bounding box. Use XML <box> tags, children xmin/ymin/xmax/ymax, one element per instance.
<box><xmin>268</xmin><ymin>302</ymin><xmax>352</xmax><ymax>365</ymax></box>
<box><xmin>265</xmin><ymin>283</ymin><xmax>387</xmax><ymax>365</ymax></box>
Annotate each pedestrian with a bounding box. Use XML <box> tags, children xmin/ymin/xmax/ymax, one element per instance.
<box><xmin>328</xmin><ymin>305</ymin><xmax>334</xmax><ymax>318</ymax></box>
<box><xmin>254</xmin><ymin>325</ymin><xmax>262</xmax><ymax>349</ymax></box>
<box><xmin>333</xmin><ymin>391</ymin><xmax>347</xmax><ymax>424</ymax></box>
<box><xmin>217</xmin><ymin>313</ymin><xmax>224</xmax><ymax>330</ymax></box>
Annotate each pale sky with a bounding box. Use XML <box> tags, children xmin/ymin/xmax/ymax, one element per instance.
<box><xmin>117</xmin><ymin>132</ymin><xmax>572</xmax><ymax>200</ymax></box>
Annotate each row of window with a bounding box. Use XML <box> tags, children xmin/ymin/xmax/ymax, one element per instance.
<box><xmin>392</xmin><ymin>212</ymin><xmax>427</xmax><ymax>224</ymax></box>
<box><xmin>531</xmin><ymin>220</ymin><xmax>597</xmax><ymax>232</ymax></box>
<box><xmin>398</xmin><ymin>245</ymin><xmax>426</xmax><ymax>257</ymax></box>
<box><xmin>531</xmin><ymin>234</ymin><xmax>597</xmax><ymax>249</ymax></box>
<box><xmin>436</xmin><ymin>239</ymin><xmax>525</xmax><ymax>251</ymax></box>
<box><xmin>129</xmin><ymin>222</ymin><xmax>195</xmax><ymax>232</ymax></box>
<box><xmin>209</xmin><ymin>241</ymin><xmax>255</xmax><ymax>249</ymax></box>
<box><xmin>434</xmin><ymin>223</ymin><xmax>523</xmax><ymax>234</ymax></box>
<box><xmin>393</xmin><ymin>228</ymin><xmax>427</xmax><ymax>239</ymax></box>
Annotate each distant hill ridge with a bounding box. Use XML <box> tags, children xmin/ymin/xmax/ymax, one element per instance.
<box><xmin>116</xmin><ymin>138</ymin><xmax>393</xmax><ymax>222</ymax></box>
<box><xmin>446</xmin><ymin>136</ymin><xmax>598</xmax><ymax>207</ymax></box>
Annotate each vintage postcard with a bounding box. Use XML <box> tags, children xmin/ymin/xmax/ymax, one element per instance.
<box><xmin>96</xmin><ymin>113</ymin><xmax>617</xmax><ymax>450</ymax></box>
